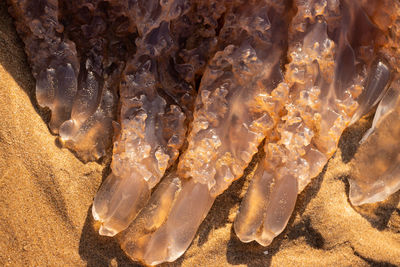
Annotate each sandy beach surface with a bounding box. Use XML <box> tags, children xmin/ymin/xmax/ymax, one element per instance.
<box><xmin>0</xmin><ymin>1</ymin><xmax>399</xmax><ymax>266</ymax></box>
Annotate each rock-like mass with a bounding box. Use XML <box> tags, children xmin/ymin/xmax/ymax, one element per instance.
<box><xmin>6</xmin><ymin>0</ymin><xmax>400</xmax><ymax>265</ymax></box>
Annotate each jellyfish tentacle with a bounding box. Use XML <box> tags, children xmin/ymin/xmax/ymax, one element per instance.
<box><xmin>91</xmin><ymin>0</ymin><xmax>225</xmax><ymax>235</ymax></box>
<box><xmin>234</xmin><ymin>0</ymin><xmax>392</xmax><ymax>246</ymax></box>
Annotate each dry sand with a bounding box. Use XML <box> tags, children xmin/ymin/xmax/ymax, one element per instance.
<box><xmin>0</xmin><ymin>1</ymin><xmax>399</xmax><ymax>266</ymax></box>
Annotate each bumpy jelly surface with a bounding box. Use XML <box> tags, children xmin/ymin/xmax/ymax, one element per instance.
<box><xmin>8</xmin><ymin>0</ymin><xmax>400</xmax><ymax>265</ymax></box>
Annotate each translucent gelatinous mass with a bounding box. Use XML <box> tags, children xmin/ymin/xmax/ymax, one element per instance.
<box><xmin>349</xmin><ymin>80</ymin><xmax>400</xmax><ymax>205</ymax></box>
<box><xmin>7</xmin><ymin>0</ymin><xmax>400</xmax><ymax>265</ymax></box>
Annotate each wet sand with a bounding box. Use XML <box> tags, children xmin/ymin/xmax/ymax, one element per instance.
<box><xmin>0</xmin><ymin>2</ymin><xmax>399</xmax><ymax>266</ymax></box>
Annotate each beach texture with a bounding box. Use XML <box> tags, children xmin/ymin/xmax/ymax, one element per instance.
<box><xmin>0</xmin><ymin>1</ymin><xmax>399</xmax><ymax>266</ymax></box>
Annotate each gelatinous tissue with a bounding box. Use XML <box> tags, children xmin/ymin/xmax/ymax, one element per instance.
<box><xmin>7</xmin><ymin>0</ymin><xmax>400</xmax><ymax>265</ymax></box>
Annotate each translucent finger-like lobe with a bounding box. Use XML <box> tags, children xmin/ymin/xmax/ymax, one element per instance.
<box><xmin>119</xmin><ymin>176</ymin><xmax>215</xmax><ymax>265</ymax></box>
<box><xmin>349</xmin><ymin>80</ymin><xmax>400</xmax><ymax>206</ymax></box>
<box><xmin>177</xmin><ymin>2</ymin><xmax>288</xmax><ymax>196</ymax></box>
<box><xmin>92</xmin><ymin>58</ymin><xmax>187</xmax><ymax>235</ymax></box>
<box><xmin>58</xmin><ymin>60</ymin><xmax>117</xmax><ymax>161</ymax></box>
<box><xmin>36</xmin><ymin>62</ymin><xmax>78</xmax><ymax>132</ymax></box>
<box><xmin>235</xmin><ymin>0</ymin><xmax>391</xmax><ymax>246</ymax></box>
<box><xmin>351</xmin><ymin>60</ymin><xmax>391</xmax><ymax>124</ymax></box>
<box><xmin>140</xmin><ymin>180</ymin><xmax>213</xmax><ymax>265</ymax></box>
<box><xmin>118</xmin><ymin>174</ymin><xmax>214</xmax><ymax>265</ymax></box>
<box><xmin>235</xmin><ymin>168</ymin><xmax>298</xmax><ymax>246</ymax></box>
<box><xmin>9</xmin><ymin>0</ymin><xmax>79</xmax><ymax>133</ymax></box>
<box><xmin>92</xmin><ymin>173</ymin><xmax>151</xmax><ymax>236</ymax></box>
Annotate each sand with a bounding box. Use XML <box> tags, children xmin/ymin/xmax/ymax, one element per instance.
<box><xmin>0</xmin><ymin>1</ymin><xmax>399</xmax><ymax>266</ymax></box>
